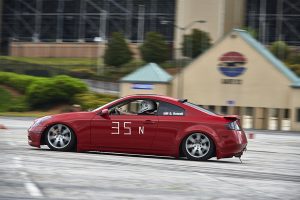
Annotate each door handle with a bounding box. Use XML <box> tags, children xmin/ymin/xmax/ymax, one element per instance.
<box><xmin>143</xmin><ymin>120</ymin><xmax>156</xmax><ymax>124</ymax></box>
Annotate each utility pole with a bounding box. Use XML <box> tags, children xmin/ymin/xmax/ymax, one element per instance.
<box><xmin>137</xmin><ymin>5</ymin><xmax>145</xmax><ymax>43</ymax></box>
<box><xmin>276</xmin><ymin>0</ymin><xmax>283</xmax><ymax>41</ymax></box>
<box><xmin>259</xmin><ymin>0</ymin><xmax>266</xmax><ymax>44</ymax></box>
<box><xmin>96</xmin><ymin>10</ymin><xmax>107</xmax><ymax>76</ymax></box>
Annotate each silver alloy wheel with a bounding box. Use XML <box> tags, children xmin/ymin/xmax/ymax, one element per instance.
<box><xmin>47</xmin><ymin>124</ymin><xmax>72</xmax><ymax>149</ymax></box>
<box><xmin>185</xmin><ymin>133</ymin><xmax>210</xmax><ymax>158</ymax></box>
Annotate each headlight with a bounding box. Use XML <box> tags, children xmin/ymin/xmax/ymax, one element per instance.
<box><xmin>227</xmin><ymin>121</ymin><xmax>241</xmax><ymax>131</ymax></box>
<box><xmin>31</xmin><ymin>116</ymin><xmax>52</xmax><ymax>128</ymax></box>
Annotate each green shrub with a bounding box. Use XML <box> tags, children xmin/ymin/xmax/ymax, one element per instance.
<box><xmin>74</xmin><ymin>92</ymin><xmax>117</xmax><ymax>110</ymax></box>
<box><xmin>140</xmin><ymin>32</ymin><xmax>169</xmax><ymax>63</ymax></box>
<box><xmin>0</xmin><ymin>72</ymin><xmax>45</xmax><ymax>93</ymax></box>
<box><xmin>104</xmin><ymin>32</ymin><xmax>133</xmax><ymax>67</ymax></box>
<box><xmin>270</xmin><ymin>41</ymin><xmax>290</xmax><ymax>61</ymax></box>
<box><xmin>8</xmin><ymin>97</ymin><xmax>30</xmax><ymax>112</ymax></box>
<box><xmin>0</xmin><ymin>87</ymin><xmax>30</xmax><ymax>112</ymax></box>
<box><xmin>26</xmin><ymin>75</ymin><xmax>88</xmax><ymax>107</ymax></box>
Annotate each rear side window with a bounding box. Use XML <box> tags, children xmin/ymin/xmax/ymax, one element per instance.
<box><xmin>158</xmin><ymin>101</ymin><xmax>185</xmax><ymax>116</ymax></box>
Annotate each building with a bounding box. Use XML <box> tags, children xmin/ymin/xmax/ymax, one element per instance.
<box><xmin>174</xmin><ymin>0</ymin><xmax>245</xmax><ymax>57</ymax></box>
<box><xmin>120</xmin><ymin>63</ymin><xmax>172</xmax><ymax>96</ymax></box>
<box><xmin>246</xmin><ymin>0</ymin><xmax>300</xmax><ymax>46</ymax></box>
<box><xmin>120</xmin><ymin>29</ymin><xmax>300</xmax><ymax>131</ymax></box>
<box><xmin>0</xmin><ymin>0</ymin><xmax>245</xmax><ymax>57</ymax></box>
<box><xmin>0</xmin><ymin>0</ymin><xmax>176</xmax><ymax>55</ymax></box>
<box><xmin>1</xmin><ymin>0</ymin><xmax>300</xmax><ymax>57</ymax></box>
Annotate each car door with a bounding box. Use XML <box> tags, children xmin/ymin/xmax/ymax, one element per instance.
<box><xmin>152</xmin><ymin>101</ymin><xmax>187</xmax><ymax>151</ymax></box>
<box><xmin>90</xmin><ymin>99</ymin><xmax>158</xmax><ymax>150</ymax></box>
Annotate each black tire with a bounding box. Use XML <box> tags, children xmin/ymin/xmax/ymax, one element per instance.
<box><xmin>45</xmin><ymin>124</ymin><xmax>76</xmax><ymax>151</ymax></box>
<box><xmin>182</xmin><ymin>132</ymin><xmax>215</xmax><ymax>161</ymax></box>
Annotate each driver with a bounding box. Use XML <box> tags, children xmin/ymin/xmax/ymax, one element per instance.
<box><xmin>138</xmin><ymin>100</ymin><xmax>157</xmax><ymax>115</ymax></box>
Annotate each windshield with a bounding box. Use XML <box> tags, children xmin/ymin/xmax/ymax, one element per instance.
<box><xmin>92</xmin><ymin>98</ymin><xmax>121</xmax><ymax>112</ymax></box>
<box><xmin>184</xmin><ymin>102</ymin><xmax>218</xmax><ymax>116</ymax></box>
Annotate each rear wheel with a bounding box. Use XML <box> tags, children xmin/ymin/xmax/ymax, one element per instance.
<box><xmin>182</xmin><ymin>133</ymin><xmax>215</xmax><ymax>161</ymax></box>
<box><xmin>45</xmin><ymin>124</ymin><xmax>76</xmax><ymax>151</ymax></box>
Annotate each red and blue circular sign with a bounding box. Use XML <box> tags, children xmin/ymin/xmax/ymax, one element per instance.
<box><xmin>218</xmin><ymin>52</ymin><xmax>247</xmax><ymax>77</ymax></box>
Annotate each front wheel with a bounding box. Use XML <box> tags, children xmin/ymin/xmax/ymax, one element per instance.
<box><xmin>182</xmin><ymin>133</ymin><xmax>215</xmax><ymax>161</ymax></box>
<box><xmin>45</xmin><ymin>124</ymin><xmax>76</xmax><ymax>151</ymax></box>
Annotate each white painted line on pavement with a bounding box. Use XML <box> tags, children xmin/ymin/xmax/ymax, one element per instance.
<box><xmin>13</xmin><ymin>157</ymin><xmax>44</xmax><ymax>197</ymax></box>
<box><xmin>7</xmin><ymin>141</ymin><xmax>17</xmax><ymax>146</ymax></box>
<box><xmin>14</xmin><ymin>157</ymin><xmax>23</xmax><ymax>168</ymax></box>
<box><xmin>25</xmin><ymin>182</ymin><xmax>43</xmax><ymax>197</ymax></box>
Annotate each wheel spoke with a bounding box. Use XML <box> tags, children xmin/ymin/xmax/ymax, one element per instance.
<box><xmin>202</xmin><ymin>145</ymin><xmax>208</xmax><ymax>151</ymax></box>
<box><xmin>198</xmin><ymin>149</ymin><xmax>204</xmax><ymax>156</ymax></box>
<box><xmin>64</xmin><ymin>136</ymin><xmax>70</xmax><ymax>142</ymax></box>
<box><xmin>59</xmin><ymin>139</ymin><xmax>66</xmax><ymax>146</ymax></box>
<box><xmin>191</xmin><ymin>147</ymin><xmax>197</xmax><ymax>155</ymax></box>
<box><xmin>188</xmin><ymin>137</ymin><xmax>196</xmax><ymax>143</ymax></box>
<box><xmin>53</xmin><ymin>138</ymin><xmax>59</xmax><ymax>146</ymax></box>
<box><xmin>57</xmin><ymin>124</ymin><xmax>62</xmax><ymax>132</ymax></box>
<box><xmin>202</xmin><ymin>137</ymin><xmax>208</xmax><ymax>144</ymax></box>
<box><xmin>62</xmin><ymin>129</ymin><xmax>69</xmax><ymax>136</ymax></box>
<box><xmin>187</xmin><ymin>144</ymin><xmax>194</xmax><ymax>149</ymax></box>
<box><xmin>48</xmin><ymin>135</ymin><xmax>56</xmax><ymax>140</ymax></box>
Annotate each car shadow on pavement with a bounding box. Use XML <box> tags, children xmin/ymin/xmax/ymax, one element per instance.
<box><xmin>29</xmin><ymin>147</ymin><xmax>241</xmax><ymax>164</ymax></box>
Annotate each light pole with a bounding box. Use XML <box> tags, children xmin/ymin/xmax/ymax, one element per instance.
<box><xmin>160</xmin><ymin>19</ymin><xmax>206</xmax><ymax>98</ymax></box>
<box><xmin>94</xmin><ymin>10</ymin><xmax>107</xmax><ymax>76</ymax></box>
<box><xmin>175</xmin><ymin>20</ymin><xmax>206</xmax><ymax>98</ymax></box>
<box><xmin>94</xmin><ymin>36</ymin><xmax>104</xmax><ymax>76</ymax></box>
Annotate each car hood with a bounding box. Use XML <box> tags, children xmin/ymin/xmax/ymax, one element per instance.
<box><xmin>48</xmin><ymin>111</ymin><xmax>96</xmax><ymax>122</ymax></box>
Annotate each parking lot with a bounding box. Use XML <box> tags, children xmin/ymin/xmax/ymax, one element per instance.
<box><xmin>0</xmin><ymin>117</ymin><xmax>300</xmax><ymax>200</ymax></box>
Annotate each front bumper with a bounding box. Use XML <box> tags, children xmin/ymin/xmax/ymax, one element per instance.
<box><xmin>28</xmin><ymin>126</ymin><xmax>45</xmax><ymax>148</ymax></box>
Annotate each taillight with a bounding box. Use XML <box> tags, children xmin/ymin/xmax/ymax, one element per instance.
<box><xmin>227</xmin><ymin>121</ymin><xmax>241</xmax><ymax>131</ymax></box>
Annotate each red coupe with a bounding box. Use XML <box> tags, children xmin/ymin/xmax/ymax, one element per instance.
<box><xmin>28</xmin><ymin>95</ymin><xmax>247</xmax><ymax>161</ymax></box>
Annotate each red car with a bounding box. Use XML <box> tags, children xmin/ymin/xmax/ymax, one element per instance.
<box><xmin>28</xmin><ymin>95</ymin><xmax>247</xmax><ymax>161</ymax></box>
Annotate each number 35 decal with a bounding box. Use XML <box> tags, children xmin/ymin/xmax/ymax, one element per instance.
<box><xmin>111</xmin><ymin>122</ymin><xmax>144</xmax><ymax>135</ymax></box>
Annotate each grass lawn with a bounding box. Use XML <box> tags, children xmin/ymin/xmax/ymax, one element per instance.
<box><xmin>0</xmin><ymin>111</ymin><xmax>59</xmax><ymax>118</ymax></box>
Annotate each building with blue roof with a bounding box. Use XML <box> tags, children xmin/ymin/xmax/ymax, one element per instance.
<box><xmin>120</xmin><ymin>63</ymin><xmax>172</xmax><ymax>96</ymax></box>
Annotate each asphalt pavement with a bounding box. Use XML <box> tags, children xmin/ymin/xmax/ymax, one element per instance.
<box><xmin>0</xmin><ymin>117</ymin><xmax>300</xmax><ymax>200</ymax></box>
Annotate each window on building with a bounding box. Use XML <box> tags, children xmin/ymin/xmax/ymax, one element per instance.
<box><xmin>157</xmin><ymin>101</ymin><xmax>185</xmax><ymax>116</ymax></box>
<box><xmin>245</xmin><ymin>107</ymin><xmax>253</xmax><ymax>116</ymax></box>
<box><xmin>270</xmin><ymin>108</ymin><xmax>279</xmax><ymax>118</ymax></box>
<box><xmin>284</xmin><ymin>109</ymin><xmax>290</xmax><ymax>119</ymax></box>
<box><xmin>296</xmin><ymin>108</ymin><xmax>300</xmax><ymax>122</ymax></box>
<box><xmin>221</xmin><ymin>106</ymin><xmax>228</xmax><ymax>114</ymax></box>
<box><xmin>208</xmin><ymin>106</ymin><xmax>215</xmax><ymax>112</ymax></box>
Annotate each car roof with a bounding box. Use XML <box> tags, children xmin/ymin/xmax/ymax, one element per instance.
<box><xmin>124</xmin><ymin>94</ymin><xmax>179</xmax><ymax>102</ymax></box>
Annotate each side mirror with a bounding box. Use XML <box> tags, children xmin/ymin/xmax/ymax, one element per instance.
<box><xmin>99</xmin><ymin>108</ymin><xmax>109</xmax><ymax>116</ymax></box>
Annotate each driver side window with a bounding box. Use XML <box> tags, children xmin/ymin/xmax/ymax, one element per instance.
<box><xmin>109</xmin><ymin>99</ymin><xmax>158</xmax><ymax>115</ymax></box>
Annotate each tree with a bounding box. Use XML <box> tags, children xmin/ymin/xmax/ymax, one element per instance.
<box><xmin>140</xmin><ymin>32</ymin><xmax>169</xmax><ymax>63</ymax></box>
<box><xmin>270</xmin><ymin>41</ymin><xmax>290</xmax><ymax>61</ymax></box>
<box><xmin>182</xmin><ymin>29</ymin><xmax>212</xmax><ymax>58</ymax></box>
<box><xmin>104</xmin><ymin>32</ymin><xmax>132</xmax><ymax>67</ymax></box>
<box><xmin>242</xmin><ymin>26</ymin><xmax>257</xmax><ymax>38</ymax></box>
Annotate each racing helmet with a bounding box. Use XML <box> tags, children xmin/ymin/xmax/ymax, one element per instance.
<box><xmin>138</xmin><ymin>100</ymin><xmax>157</xmax><ymax>114</ymax></box>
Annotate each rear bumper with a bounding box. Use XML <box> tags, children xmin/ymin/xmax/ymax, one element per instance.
<box><xmin>28</xmin><ymin>126</ymin><xmax>45</xmax><ymax>148</ymax></box>
<box><xmin>217</xmin><ymin>130</ymin><xmax>248</xmax><ymax>159</ymax></box>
